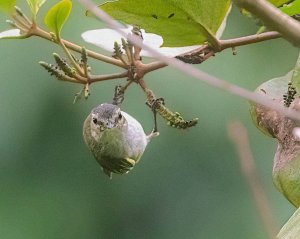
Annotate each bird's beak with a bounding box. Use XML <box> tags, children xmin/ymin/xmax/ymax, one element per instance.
<box><xmin>106</xmin><ymin>122</ymin><xmax>115</xmax><ymax>129</ymax></box>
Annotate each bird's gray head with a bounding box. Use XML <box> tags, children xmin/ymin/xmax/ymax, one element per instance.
<box><xmin>90</xmin><ymin>103</ymin><xmax>125</xmax><ymax>131</ymax></box>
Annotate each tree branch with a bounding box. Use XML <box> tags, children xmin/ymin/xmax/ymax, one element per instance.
<box><xmin>29</xmin><ymin>26</ymin><xmax>126</xmax><ymax>69</ymax></box>
<box><xmin>219</xmin><ymin>31</ymin><xmax>281</xmax><ymax>50</ymax></box>
<box><xmin>233</xmin><ymin>0</ymin><xmax>300</xmax><ymax>47</ymax></box>
<box><xmin>89</xmin><ymin>71</ymin><xmax>129</xmax><ymax>83</ymax></box>
<box><xmin>138</xmin><ymin>31</ymin><xmax>281</xmax><ymax>75</ymax></box>
<box><xmin>134</xmin><ymin>61</ymin><xmax>167</xmax><ymax>78</ymax></box>
<box><xmin>59</xmin><ymin>38</ymin><xmax>85</xmax><ymax>76</ymax></box>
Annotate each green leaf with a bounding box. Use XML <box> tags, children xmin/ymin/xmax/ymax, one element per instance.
<box><xmin>44</xmin><ymin>0</ymin><xmax>72</xmax><ymax>38</ymax></box>
<box><xmin>0</xmin><ymin>0</ymin><xmax>16</xmax><ymax>13</ymax></box>
<box><xmin>279</xmin><ymin>0</ymin><xmax>300</xmax><ymax>16</ymax></box>
<box><xmin>250</xmin><ymin>52</ymin><xmax>300</xmax><ymax>100</ymax></box>
<box><xmin>92</xmin><ymin>0</ymin><xmax>231</xmax><ymax>47</ymax></box>
<box><xmin>269</xmin><ymin>0</ymin><xmax>290</xmax><ymax>7</ymax></box>
<box><xmin>26</xmin><ymin>0</ymin><xmax>46</xmax><ymax>19</ymax></box>
<box><xmin>241</xmin><ymin>0</ymin><xmax>295</xmax><ymax>20</ymax></box>
<box><xmin>277</xmin><ymin>208</ymin><xmax>300</xmax><ymax>239</ymax></box>
<box><xmin>255</xmin><ymin>71</ymin><xmax>293</xmax><ymax>100</ymax></box>
<box><xmin>291</xmin><ymin>53</ymin><xmax>300</xmax><ymax>93</ymax></box>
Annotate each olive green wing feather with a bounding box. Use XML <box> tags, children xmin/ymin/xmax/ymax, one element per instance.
<box><xmin>98</xmin><ymin>155</ymin><xmax>136</xmax><ymax>178</ymax></box>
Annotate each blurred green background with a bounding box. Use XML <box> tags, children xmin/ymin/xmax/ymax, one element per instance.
<box><xmin>0</xmin><ymin>1</ymin><xmax>299</xmax><ymax>238</ymax></box>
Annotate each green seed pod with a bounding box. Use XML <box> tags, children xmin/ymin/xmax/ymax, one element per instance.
<box><xmin>113</xmin><ymin>41</ymin><xmax>123</xmax><ymax>57</ymax></box>
<box><xmin>250</xmin><ymin>72</ymin><xmax>292</xmax><ymax>136</ymax></box>
<box><xmin>39</xmin><ymin>61</ymin><xmax>67</xmax><ymax>80</ymax></box>
<box><xmin>145</xmin><ymin>89</ymin><xmax>198</xmax><ymax>129</ymax></box>
<box><xmin>273</xmin><ymin>140</ymin><xmax>300</xmax><ymax>207</ymax></box>
<box><xmin>81</xmin><ymin>47</ymin><xmax>88</xmax><ymax>66</ymax></box>
<box><xmin>53</xmin><ymin>53</ymin><xmax>76</xmax><ymax>77</ymax></box>
<box><xmin>84</xmin><ymin>84</ymin><xmax>90</xmax><ymax>99</ymax></box>
<box><xmin>250</xmin><ymin>71</ymin><xmax>300</xmax><ymax>207</ymax></box>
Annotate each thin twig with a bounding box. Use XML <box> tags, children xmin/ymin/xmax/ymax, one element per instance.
<box><xmin>59</xmin><ymin>39</ymin><xmax>85</xmax><ymax>77</ymax></box>
<box><xmin>58</xmin><ymin>76</ymin><xmax>83</xmax><ymax>84</ymax></box>
<box><xmin>128</xmin><ymin>43</ymin><xmax>134</xmax><ymax>65</ymax></box>
<box><xmin>233</xmin><ymin>0</ymin><xmax>300</xmax><ymax>47</ymax></box>
<box><xmin>29</xmin><ymin>26</ymin><xmax>126</xmax><ymax>68</ymax></box>
<box><xmin>122</xmin><ymin>39</ymin><xmax>132</xmax><ymax>64</ymax></box>
<box><xmin>14</xmin><ymin>6</ymin><xmax>32</xmax><ymax>26</ymax></box>
<box><xmin>137</xmin><ymin>78</ymin><xmax>147</xmax><ymax>92</ymax></box>
<box><xmin>81</xmin><ymin>47</ymin><xmax>89</xmax><ymax>78</ymax></box>
<box><xmin>115</xmin><ymin>54</ymin><xmax>128</xmax><ymax>67</ymax></box>
<box><xmin>122</xmin><ymin>79</ymin><xmax>134</xmax><ymax>91</ymax></box>
<box><xmin>228</xmin><ymin>121</ymin><xmax>278</xmax><ymax>239</ymax></box>
<box><xmin>219</xmin><ymin>31</ymin><xmax>281</xmax><ymax>50</ymax></box>
<box><xmin>12</xmin><ymin>15</ymin><xmax>30</xmax><ymax>30</ymax></box>
<box><xmin>137</xmin><ymin>61</ymin><xmax>168</xmax><ymax>77</ymax></box>
<box><xmin>135</xmin><ymin>31</ymin><xmax>281</xmax><ymax>75</ymax></box>
<box><xmin>8</xmin><ymin>18</ymin><xmax>28</xmax><ymax>33</ymax></box>
<box><xmin>78</xmin><ymin>0</ymin><xmax>300</xmax><ymax>121</ymax></box>
<box><xmin>73</xmin><ymin>73</ymin><xmax>88</xmax><ymax>83</ymax></box>
<box><xmin>89</xmin><ymin>71</ymin><xmax>128</xmax><ymax>83</ymax></box>
<box><xmin>56</xmin><ymin>74</ymin><xmax>84</xmax><ymax>84</ymax></box>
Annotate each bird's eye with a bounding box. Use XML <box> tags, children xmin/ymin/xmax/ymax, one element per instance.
<box><xmin>118</xmin><ymin>113</ymin><xmax>122</xmax><ymax>120</ymax></box>
<box><xmin>92</xmin><ymin>118</ymin><xmax>97</xmax><ymax>124</ymax></box>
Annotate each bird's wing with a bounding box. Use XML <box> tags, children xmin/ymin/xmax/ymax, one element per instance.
<box><xmin>98</xmin><ymin>155</ymin><xmax>136</xmax><ymax>178</ymax></box>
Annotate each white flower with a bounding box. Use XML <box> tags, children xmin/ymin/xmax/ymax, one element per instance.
<box><xmin>82</xmin><ymin>27</ymin><xmax>200</xmax><ymax>57</ymax></box>
<box><xmin>0</xmin><ymin>29</ymin><xmax>22</xmax><ymax>39</ymax></box>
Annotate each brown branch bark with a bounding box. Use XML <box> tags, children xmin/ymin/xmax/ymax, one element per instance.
<box><xmin>219</xmin><ymin>31</ymin><xmax>281</xmax><ymax>50</ymax></box>
<box><xmin>233</xmin><ymin>0</ymin><xmax>300</xmax><ymax>47</ymax></box>
<box><xmin>89</xmin><ymin>71</ymin><xmax>129</xmax><ymax>83</ymax></box>
<box><xmin>139</xmin><ymin>31</ymin><xmax>282</xmax><ymax>74</ymax></box>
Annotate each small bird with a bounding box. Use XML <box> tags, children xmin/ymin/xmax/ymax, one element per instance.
<box><xmin>83</xmin><ymin>103</ymin><xmax>158</xmax><ymax>178</ymax></box>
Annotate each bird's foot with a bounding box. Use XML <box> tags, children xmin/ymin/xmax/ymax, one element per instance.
<box><xmin>147</xmin><ymin>130</ymin><xmax>159</xmax><ymax>142</ymax></box>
